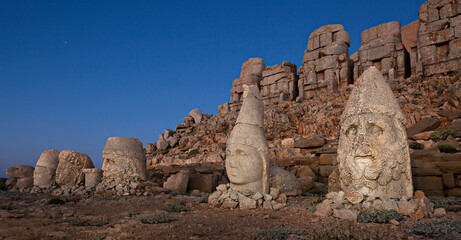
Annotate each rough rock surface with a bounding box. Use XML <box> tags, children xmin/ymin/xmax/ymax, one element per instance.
<box><xmin>55</xmin><ymin>150</ymin><xmax>94</xmax><ymax>187</ymax></box>
<box><xmin>33</xmin><ymin>149</ymin><xmax>60</xmax><ymax>187</ymax></box>
<box><xmin>102</xmin><ymin>137</ymin><xmax>147</xmax><ymax>181</ymax></box>
<box><xmin>270</xmin><ymin>165</ymin><xmax>302</xmax><ymax>196</ymax></box>
<box><xmin>338</xmin><ymin>67</ymin><xmax>413</xmax><ymax>199</ymax></box>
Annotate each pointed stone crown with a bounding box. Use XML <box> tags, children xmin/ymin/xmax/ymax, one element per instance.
<box><xmin>342</xmin><ymin>66</ymin><xmax>406</xmax><ymax>125</ymax></box>
<box><xmin>228</xmin><ymin>85</ymin><xmax>268</xmax><ymax>152</ymax></box>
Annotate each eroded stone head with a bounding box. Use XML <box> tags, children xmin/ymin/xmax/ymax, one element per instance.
<box><xmin>226</xmin><ymin>85</ymin><xmax>269</xmax><ymax>194</ymax></box>
<box><xmin>338</xmin><ymin>67</ymin><xmax>412</xmax><ymax>199</ymax></box>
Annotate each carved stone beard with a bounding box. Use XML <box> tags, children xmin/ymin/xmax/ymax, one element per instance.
<box><xmin>338</xmin><ymin>113</ymin><xmax>410</xmax><ymax>198</ymax></box>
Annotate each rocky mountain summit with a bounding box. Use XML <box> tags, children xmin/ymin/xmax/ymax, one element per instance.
<box><xmin>2</xmin><ymin>0</ymin><xmax>461</xmax><ymax>214</ymax></box>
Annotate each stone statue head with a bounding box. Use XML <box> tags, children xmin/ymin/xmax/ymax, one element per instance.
<box><xmin>337</xmin><ymin>67</ymin><xmax>413</xmax><ymax>199</ymax></box>
<box><xmin>226</xmin><ymin>85</ymin><xmax>270</xmax><ymax>194</ymax></box>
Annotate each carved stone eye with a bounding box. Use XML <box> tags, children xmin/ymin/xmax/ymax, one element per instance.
<box><xmin>345</xmin><ymin>125</ymin><xmax>357</xmax><ymax>137</ymax></box>
<box><xmin>236</xmin><ymin>149</ymin><xmax>247</xmax><ymax>156</ymax></box>
<box><xmin>368</xmin><ymin>123</ymin><xmax>383</xmax><ymax>136</ymax></box>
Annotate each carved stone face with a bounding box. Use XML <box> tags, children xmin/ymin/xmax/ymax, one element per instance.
<box><xmin>338</xmin><ymin>113</ymin><xmax>408</xmax><ymax>197</ymax></box>
<box><xmin>225</xmin><ymin>143</ymin><xmax>262</xmax><ymax>185</ymax></box>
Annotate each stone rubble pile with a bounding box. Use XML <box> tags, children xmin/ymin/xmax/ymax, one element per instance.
<box><xmin>314</xmin><ymin>190</ymin><xmax>446</xmax><ymax>222</ymax></box>
<box><xmin>208</xmin><ymin>184</ymin><xmax>288</xmax><ymax>210</ymax></box>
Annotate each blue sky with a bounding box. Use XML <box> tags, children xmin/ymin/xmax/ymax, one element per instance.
<box><xmin>0</xmin><ymin>0</ymin><xmax>423</xmax><ymax>177</ymax></box>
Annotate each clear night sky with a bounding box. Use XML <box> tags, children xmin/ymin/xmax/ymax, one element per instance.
<box><xmin>0</xmin><ymin>0</ymin><xmax>423</xmax><ymax>177</ymax></box>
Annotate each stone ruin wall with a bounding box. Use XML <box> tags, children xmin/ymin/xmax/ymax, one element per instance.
<box><xmin>260</xmin><ymin>61</ymin><xmax>298</xmax><ymax>106</ymax></box>
<box><xmin>298</xmin><ymin>24</ymin><xmax>353</xmax><ymax>99</ymax></box>
<box><xmin>418</xmin><ymin>0</ymin><xmax>461</xmax><ymax>76</ymax></box>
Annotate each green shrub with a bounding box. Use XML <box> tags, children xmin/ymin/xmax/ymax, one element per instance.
<box><xmin>437</xmin><ymin>144</ymin><xmax>458</xmax><ymax>153</ymax></box>
<box><xmin>47</xmin><ymin>197</ymin><xmax>65</xmax><ymax>205</ymax></box>
<box><xmin>163</xmin><ymin>200</ymin><xmax>187</xmax><ymax>212</ymax></box>
<box><xmin>305</xmin><ymin>188</ymin><xmax>328</xmax><ymax>197</ymax></box>
<box><xmin>141</xmin><ymin>213</ymin><xmax>173</xmax><ymax>224</ymax></box>
<box><xmin>428</xmin><ymin>196</ymin><xmax>461</xmax><ymax>212</ymax></box>
<box><xmin>409</xmin><ymin>142</ymin><xmax>424</xmax><ymax>150</ymax></box>
<box><xmin>357</xmin><ymin>210</ymin><xmax>402</xmax><ymax>223</ymax></box>
<box><xmin>430</xmin><ymin>130</ymin><xmax>461</xmax><ymax>141</ymax></box>
<box><xmin>409</xmin><ymin>220</ymin><xmax>461</xmax><ymax>238</ymax></box>
<box><xmin>252</xmin><ymin>229</ymin><xmax>301</xmax><ymax>240</ymax></box>
<box><xmin>304</xmin><ymin>196</ymin><xmax>325</xmax><ymax>212</ymax></box>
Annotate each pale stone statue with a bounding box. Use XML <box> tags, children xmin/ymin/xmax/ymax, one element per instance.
<box><xmin>33</xmin><ymin>149</ymin><xmax>60</xmax><ymax>187</ymax></box>
<box><xmin>226</xmin><ymin>85</ymin><xmax>270</xmax><ymax>195</ymax></box>
<box><xmin>337</xmin><ymin>66</ymin><xmax>413</xmax><ymax>199</ymax></box>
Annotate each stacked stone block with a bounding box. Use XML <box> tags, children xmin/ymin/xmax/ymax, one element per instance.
<box><xmin>417</xmin><ymin>0</ymin><xmax>461</xmax><ymax>76</ymax></box>
<box><xmin>298</xmin><ymin>24</ymin><xmax>353</xmax><ymax>100</ymax></box>
<box><xmin>260</xmin><ymin>61</ymin><xmax>298</xmax><ymax>106</ymax></box>
<box><xmin>229</xmin><ymin>58</ymin><xmax>265</xmax><ymax>111</ymax></box>
<box><xmin>356</xmin><ymin>21</ymin><xmax>410</xmax><ymax>81</ymax></box>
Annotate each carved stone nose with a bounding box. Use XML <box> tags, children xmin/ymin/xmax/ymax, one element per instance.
<box><xmin>355</xmin><ymin>134</ymin><xmax>372</xmax><ymax>156</ymax></box>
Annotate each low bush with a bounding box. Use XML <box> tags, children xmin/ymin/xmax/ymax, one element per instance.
<box><xmin>409</xmin><ymin>220</ymin><xmax>461</xmax><ymax>238</ymax></box>
<box><xmin>428</xmin><ymin>196</ymin><xmax>461</xmax><ymax>212</ymax></box>
<box><xmin>409</xmin><ymin>142</ymin><xmax>424</xmax><ymax>150</ymax></box>
<box><xmin>47</xmin><ymin>197</ymin><xmax>65</xmax><ymax>205</ymax></box>
<box><xmin>436</xmin><ymin>144</ymin><xmax>458</xmax><ymax>153</ymax></box>
<box><xmin>141</xmin><ymin>213</ymin><xmax>173</xmax><ymax>224</ymax></box>
<box><xmin>304</xmin><ymin>196</ymin><xmax>325</xmax><ymax>212</ymax></box>
<box><xmin>56</xmin><ymin>218</ymin><xmax>107</xmax><ymax>226</ymax></box>
<box><xmin>430</xmin><ymin>130</ymin><xmax>461</xmax><ymax>141</ymax></box>
<box><xmin>252</xmin><ymin>229</ymin><xmax>301</xmax><ymax>240</ymax></box>
<box><xmin>357</xmin><ymin>210</ymin><xmax>402</xmax><ymax>223</ymax></box>
<box><xmin>163</xmin><ymin>200</ymin><xmax>187</xmax><ymax>212</ymax></box>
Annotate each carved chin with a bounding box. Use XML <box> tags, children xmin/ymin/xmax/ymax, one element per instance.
<box><xmin>350</xmin><ymin>156</ymin><xmax>382</xmax><ymax>180</ymax></box>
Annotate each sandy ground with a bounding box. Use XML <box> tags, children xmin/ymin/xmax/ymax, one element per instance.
<box><xmin>0</xmin><ymin>191</ymin><xmax>460</xmax><ymax>240</ymax></box>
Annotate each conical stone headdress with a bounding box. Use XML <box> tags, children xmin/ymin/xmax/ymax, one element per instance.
<box><xmin>227</xmin><ymin>85</ymin><xmax>268</xmax><ymax>154</ymax></box>
<box><xmin>341</xmin><ymin>66</ymin><xmax>406</xmax><ymax>126</ymax></box>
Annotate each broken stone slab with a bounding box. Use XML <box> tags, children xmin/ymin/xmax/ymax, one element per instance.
<box><xmin>293</xmin><ymin>137</ymin><xmax>326</xmax><ymax>149</ymax></box>
<box><xmin>83</xmin><ymin>168</ymin><xmax>103</xmax><ymax>188</ymax></box>
<box><xmin>407</xmin><ymin>117</ymin><xmax>441</xmax><ymax>138</ymax></box>
<box><xmin>163</xmin><ymin>171</ymin><xmax>189</xmax><ymax>193</ymax></box>
<box><xmin>333</xmin><ymin>209</ymin><xmax>359</xmax><ymax>221</ymax></box>
<box><xmin>270</xmin><ymin>165</ymin><xmax>302</xmax><ymax>196</ymax></box>
<box><xmin>7</xmin><ymin>165</ymin><xmax>34</xmax><ymax>179</ymax></box>
<box><xmin>438</xmin><ymin>109</ymin><xmax>461</xmax><ymax>121</ymax></box>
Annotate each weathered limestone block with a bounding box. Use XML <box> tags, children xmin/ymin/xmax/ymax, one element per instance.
<box><xmin>270</xmin><ymin>165</ymin><xmax>302</xmax><ymax>196</ymax></box>
<box><xmin>102</xmin><ymin>137</ymin><xmax>147</xmax><ymax>181</ymax></box>
<box><xmin>418</xmin><ymin>0</ymin><xmax>461</xmax><ymax>76</ymax></box>
<box><xmin>6</xmin><ymin>165</ymin><xmax>34</xmax><ymax>188</ymax></box>
<box><xmin>83</xmin><ymin>168</ymin><xmax>103</xmax><ymax>188</ymax></box>
<box><xmin>260</xmin><ymin>61</ymin><xmax>298</xmax><ymax>106</ymax></box>
<box><xmin>299</xmin><ymin>24</ymin><xmax>353</xmax><ymax>99</ymax></box>
<box><xmin>164</xmin><ymin>171</ymin><xmax>189</xmax><ymax>193</ymax></box>
<box><xmin>226</xmin><ymin>85</ymin><xmax>270</xmax><ymax>195</ymax></box>
<box><xmin>229</xmin><ymin>58</ymin><xmax>265</xmax><ymax>111</ymax></box>
<box><xmin>56</xmin><ymin>150</ymin><xmax>94</xmax><ymax>187</ymax></box>
<box><xmin>33</xmin><ymin>149</ymin><xmax>60</xmax><ymax>187</ymax></box>
<box><xmin>356</xmin><ymin>21</ymin><xmax>410</xmax><ymax>80</ymax></box>
<box><xmin>189</xmin><ymin>109</ymin><xmax>202</xmax><ymax>124</ymax></box>
<box><xmin>337</xmin><ymin>67</ymin><xmax>413</xmax><ymax>199</ymax></box>
<box><xmin>6</xmin><ymin>165</ymin><xmax>34</xmax><ymax>179</ymax></box>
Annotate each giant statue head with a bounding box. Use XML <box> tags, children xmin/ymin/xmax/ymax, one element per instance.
<box><xmin>226</xmin><ymin>85</ymin><xmax>270</xmax><ymax>194</ymax></box>
<box><xmin>337</xmin><ymin>67</ymin><xmax>413</xmax><ymax>199</ymax></box>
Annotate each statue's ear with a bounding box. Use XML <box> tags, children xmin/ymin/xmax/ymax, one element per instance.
<box><xmin>257</xmin><ymin>147</ymin><xmax>270</xmax><ymax>194</ymax></box>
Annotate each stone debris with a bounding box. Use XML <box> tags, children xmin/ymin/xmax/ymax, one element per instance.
<box><xmin>208</xmin><ymin>184</ymin><xmax>287</xmax><ymax>210</ymax></box>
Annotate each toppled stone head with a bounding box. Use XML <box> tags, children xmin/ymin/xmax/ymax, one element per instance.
<box><xmin>226</xmin><ymin>85</ymin><xmax>270</xmax><ymax>195</ymax></box>
<box><xmin>337</xmin><ymin>66</ymin><xmax>413</xmax><ymax>199</ymax></box>
<box><xmin>102</xmin><ymin>137</ymin><xmax>147</xmax><ymax>181</ymax></box>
